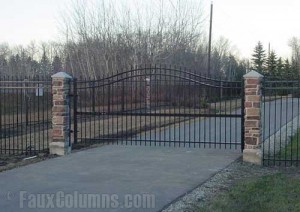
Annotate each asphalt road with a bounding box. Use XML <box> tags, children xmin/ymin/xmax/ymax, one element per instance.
<box><xmin>262</xmin><ymin>98</ymin><xmax>300</xmax><ymax>140</ymax></box>
<box><xmin>0</xmin><ymin>146</ymin><xmax>240</xmax><ymax>212</ymax></box>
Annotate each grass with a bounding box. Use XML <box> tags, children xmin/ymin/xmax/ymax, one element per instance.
<box><xmin>279</xmin><ymin>129</ymin><xmax>300</xmax><ymax>160</ymax></box>
<box><xmin>198</xmin><ymin>173</ymin><xmax>300</xmax><ymax>212</ymax></box>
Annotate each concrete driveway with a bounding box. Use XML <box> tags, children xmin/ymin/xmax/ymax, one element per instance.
<box><xmin>0</xmin><ymin>145</ymin><xmax>240</xmax><ymax>212</ymax></box>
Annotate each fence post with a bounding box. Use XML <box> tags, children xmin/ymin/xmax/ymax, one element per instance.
<box><xmin>243</xmin><ymin>70</ymin><xmax>263</xmax><ymax>165</ymax></box>
<box><xmin>50</xmin><ymin>72</ymin><xmax>72</xmax><ymax>156</ymax></box>
<box><xmin>146</xmin><ymin>77</ymin><xmax>151</xmax><ymax>112</ymax></box>
<box><xmin>23</xmin><ymin>79</ymin><xmax>29</xmax><ymax>126</ymax></box>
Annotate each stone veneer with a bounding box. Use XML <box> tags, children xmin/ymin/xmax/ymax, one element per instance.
<box><xmin>243</xmin><ymin>70</ymin><xmax>263</xmax><ymax>165</ymax></box>
<box><xmin>50</xmin><ymin>72</ymin><xmax>72</xmax><ymax>155</ymax></box>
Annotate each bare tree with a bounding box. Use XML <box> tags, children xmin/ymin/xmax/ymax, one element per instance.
<box><xmin>0</xmin><ymin>0</ymin><xmax>246</xmax><ymax>79</ymax></box>
<box><xmin>289</xmin><ymin>37</ymin><xmax>300</xmax><ymax>75</ymax></box>
<box><xmin>59</xmin><ymin>0</ymin><xmax>210</xmax><ymax>78</ymax></box>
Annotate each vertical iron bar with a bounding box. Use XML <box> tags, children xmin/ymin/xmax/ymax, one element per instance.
<box><xmin>229</xmin><ymin>83</ymin><xmax>232</xmax><ymax>149</ymax></box>
<box><xmin>37</xmin><ymin>78</ymin><xmax>40</xmax><ymax>153</ymax></box>
<box><xmin>116</xmin><ymin>70</ymin><xmax>119</xmax><ymax>145</ymax></box>
<box><xmin>188</xmin><ymin>69</ymin><xmax>191</xmax><ymax>148</ymax></box>
<box><xmin>42</xmin><ymin>78</ymin><xmax>45</xmax><ymax>151</ymax></box>
<box><xmin>12</xmin><ymin>77</ymin><xmax>15</xmax><ymax>154</ymax></box>
<box><xmin>274</xmin><ymin>82</ymin><xmax>278</xmax><ymax>165</ymax></box>
<box><xmin>0</xmin><ymin>76</ymin><xmax>2</xmax><ymax>154</ymax></box>
<box><xmin>4</xmin><ymin>76</ymin><xmax>7</xmax><ymax>154</ymax></box>
<box><xmin>296</xmin><ymin>78</ymin><xmax>299</xmax><ymax>166</ymax></box>
<box><xmin>154</xmin><ymin>64</ymin><xmax>157</xmax><ymax>146</ymax></box>
<box><xmin>241</xmin><ymin>80</ymin><xmax>245</xmax><ymax>151</ymax></box>
<box><xmin>262</xmin><ymin>79</ymin><xmax>266</xmax><ymax>165</ymax></box>
<box><xmin>291</xmin><ymin>81</ymin><xmax>294</xmax><ymax>165</ymax></box>
<box><xmin>73</xmin><ymin>78</ymin><xmax>78</xmax><ymax>144</ymax></box>
<box><xmin>285</xmin><ymin>81</ymin><xmax>288</xmax><ymax>166</ymax></box>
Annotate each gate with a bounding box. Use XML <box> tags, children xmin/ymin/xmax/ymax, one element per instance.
<box><xmin>72</xmin><ymin>65</ymin><xmax>244</xmax><ymax>150</ymax></box>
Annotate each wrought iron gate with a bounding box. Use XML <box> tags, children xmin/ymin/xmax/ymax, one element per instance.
<box><xmin>72</xmin><ymin>65</ymin><xmax>244</xmax><ymax>150</ymax></box>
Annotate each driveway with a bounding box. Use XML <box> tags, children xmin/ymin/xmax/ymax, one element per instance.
<box><xmin>0</xmin><ymin>145</ymin><xmax>240</xmax><ymax>212</ymax></box>
<box><xmin>262</xmin><ymin>98</ymin><xmax>300</xmax><ymax>140</ymax></box>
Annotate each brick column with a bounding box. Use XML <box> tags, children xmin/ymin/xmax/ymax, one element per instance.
<box><xmin>243</xmin><ymin>70</ymin><xmax>263</xmax><ymax>165</ymax></box>
<box><xmin>50</xmin><ymin>72</ymin><xmax>72</xmax><ymax>156</ymax></box>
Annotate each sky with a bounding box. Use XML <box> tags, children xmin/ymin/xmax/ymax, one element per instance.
<box><xmin>0</xmin><ymin>0</ymin><xmax>299</xmax><ymax>59</ymax></box>
<box><xmin>0</xmin><ymin>0</ymin><xmax>67</xmax><ymax>45</ymax></box>
<box><xmin>205</xmin><ymin>0</ymin><xmax>300</xmax><ymax>58</ymax></box>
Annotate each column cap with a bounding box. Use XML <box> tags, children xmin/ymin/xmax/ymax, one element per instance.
<box><xmin>51</xmin><ymin>72</ymin><xmax>72</xmax><ymax>79</ymax></box>
<box><xmin>243</xmin><ymin>70</ymin><xmax>263</xmax><ymax>79</ymax></box>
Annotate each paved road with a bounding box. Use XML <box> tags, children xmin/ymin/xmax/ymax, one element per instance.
<box><xmin>262</xmin><ymin>98</ymin><xmax>300</xmax><ymax>140</ymax></box>
<box><xmin>0</xmin><ymin>146</ymin><xmax>240</xmax><ymax>212</ymax></box>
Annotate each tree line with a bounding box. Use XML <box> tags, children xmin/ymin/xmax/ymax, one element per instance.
<box><xmin>0</xmin><ymin>42</ymin><xmax>63</xmax><ymax>78</ymax></box>
<box><xmin>252</xmin><ymin>41</ymin><xmax>300</xmax><ymax>79</ymax></box>
<box><xmin>0</xmin><ymin>0</ymin><xmax>248</xmax><ymax>80</ymax></box>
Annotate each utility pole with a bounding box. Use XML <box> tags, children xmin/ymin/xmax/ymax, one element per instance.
<box><xmin>207</xmin><ymin>1</ymin><xmax>213</xmax><ymax>76</ymax></box>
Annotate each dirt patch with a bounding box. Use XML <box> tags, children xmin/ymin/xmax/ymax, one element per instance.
<box><xmin>0</xmin><ymin>153</ymin><xmax>57</xmax><ymax>173</ymax></box>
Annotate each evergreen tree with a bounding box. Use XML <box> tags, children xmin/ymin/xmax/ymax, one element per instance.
<box><xmin>276</xmin><ymin>57</ymin><xmax>284</xmax><ymax>77</ymax></box>
<box><xmin>234</xmin><ymin>60</ymin><xmax>247</xmax><ymax>80</ymax></box>
<box><xmin>291</xmin><ymin>59</ymin><xmax>299</xmax><ymax>79</ymax></box>
<box><xmin>52</xmin><ymin>55</ymin><xmax>62</xmax><ymax>74</ymax></box>
<box><xmin>284</xmin><ymin>59</ymin><xmax>292</xmax><ymax>79</ymax></box>
<box><xmin>252</xmin><ymin>41</ymin><xmax>266</xmax><ymax>74</ymax></box>
<box><xmin>8</xmin><ymin>55</ymin><xmax>18</xmax><ymax>76</ymax></box>
<box><xmin>26</xmin><ymin>56</ymin><xmax>39</xmax><ymax>76</ymax></box>
<box><xmin>0</xmin><ymin>57</ymin><xmax>8</xmax><ymax>75</ymax></box>
<box><xmin>266</xmin><ymin>51</ymin><xmax>277</xmax><ymax>76</ymax></box>
<box><xmin>224</xmin><ymin>55</ymin><xmax>238</xmax><ymax>80</ymax></box>
<box><xmin>40</xmin><ymin>51</ymin><xmax>51</xmax><ymax>77</ymax></box>
<box><xmin>64</xmin><ymin>55</ymin><xmax>73</xmax><ymax>75</ymax></box>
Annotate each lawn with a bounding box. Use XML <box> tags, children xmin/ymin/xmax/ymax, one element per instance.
<box><xmin>198</xmin><ymin>173</ymin><xmax>300</xmax><ymax>212</ymax></box>
<box><xmin>278</xmin><ymin>129</ymin><xmax>300</xmax><ymax>161</ymax></box>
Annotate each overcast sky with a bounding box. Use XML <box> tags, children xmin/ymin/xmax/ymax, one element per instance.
<box><xmin>208</xmin><ymin>0</ymin><xmax>300</xmax><ymax>58</ymax></box>
<box><xmin>0</xmin><ymin>0</ymin><xmax>299</xmax><ymax>58</ymax></box>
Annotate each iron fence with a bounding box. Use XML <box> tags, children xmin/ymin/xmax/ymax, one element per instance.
<box><xmin>262</xmin><ymin>78</ymin><xmax>300</xmax><ymax>166</ymax></box>
<box><xmin>72</xmin><ymin>65</ymin><xmax>244</xmax><ymax>150</ymax></box>
<box><xmin>0</xmin><ymin>76</ymin><xmax>52</xmax><ymax>155</ymax></box>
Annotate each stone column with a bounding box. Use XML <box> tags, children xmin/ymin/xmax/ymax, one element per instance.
<box><xmin>243</xmin><ymin>70</ymin><xmax>263</xmax><ymax>165</ymax></box>
<box><xmin>50</xmin><ymin>72</ymin><xmax>72</xmax><ymax>156</ymax></box>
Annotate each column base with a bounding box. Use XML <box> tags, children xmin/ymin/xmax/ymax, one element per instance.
<box><xmin>243</xmin><ymin>149</ymin><xmax>262</xmax><ymax>165</ymax></box>
<box><xmin>49</xmin><ymin>142</ymin><xmax>71</xmax><ymax>156</ymax></box>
